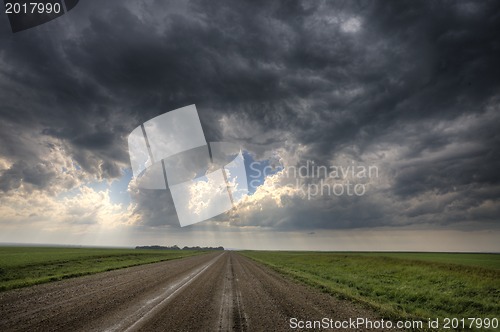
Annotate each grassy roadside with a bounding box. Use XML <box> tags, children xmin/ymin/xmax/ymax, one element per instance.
<box><xmin>0</xmin><ymin>246</ymin><xmax>206</xmax><ymax>291</ymax></box>
<box><xmin>241</xmin><ymin>251</ymin><xmax>500</xmax><ymax>329</ymax></box>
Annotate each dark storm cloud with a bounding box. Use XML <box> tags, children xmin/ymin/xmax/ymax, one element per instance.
<box><xmin>129</xmin><ymin>187</ymin><xmax>180</xmax><ymax>227</ymax></box>
<box><xmin>0</xmin><ymin>160</ymin><xmax>55</xmax><ymax>192</ymax></box>
<box><xmin>0</xmin><ymin>0</ymin><xmax>499</xmax><ymax>230</ymax></box>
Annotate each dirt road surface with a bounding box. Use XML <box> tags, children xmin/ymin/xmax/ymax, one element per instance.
<box><xmin>0</xmin><ymin>252</ymin><xmax>393</xmax><ymax>331</ymax></box>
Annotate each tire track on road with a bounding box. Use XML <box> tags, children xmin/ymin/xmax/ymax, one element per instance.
<box><xmin>217</xmin><ymin>255</ymin><xmax>234</xmax><ymax>331</ymax></box>
<box><xmin>105</xmin><ymin>253</ymin><xmax>223</xmax><ymax>332</ymax></box>
<box><xmin>217</xmin><ymin>253</ymin><xmax>247</xmax><ymax>332</ymax></box>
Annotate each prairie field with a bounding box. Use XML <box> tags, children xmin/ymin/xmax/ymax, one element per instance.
<box><xmin>0</xmin><ymin>246</ymin><xmax>203</xmax><ymax>291</ymax></box>
<box><xmin>242</xmin><ymin>251</ymin><xmax>500</xmax><ymax>325</ymax></box>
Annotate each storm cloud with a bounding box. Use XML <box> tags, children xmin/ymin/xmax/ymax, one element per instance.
<box><xmin>0</xmin><ymin>0</ymin><xmax>499</xmax><ymax>239</ymax></box>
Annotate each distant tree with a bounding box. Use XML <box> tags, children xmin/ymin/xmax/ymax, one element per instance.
<box><xmin>136</xmin><ymin>245</ymin><xmax>224</xmax><ymax>250</ymax></box>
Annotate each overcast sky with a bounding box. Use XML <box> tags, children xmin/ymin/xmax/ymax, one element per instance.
<box><xmin>0</xmin><ymin>0</ymin><xmax>499</xmax><ymax>251</ymax></box>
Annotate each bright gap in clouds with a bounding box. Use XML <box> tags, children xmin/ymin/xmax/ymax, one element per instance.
<box><xmin>243</xmin><ymin>151</ymin><xmax>283</xmax><ymax>194</ymax></box>
<box><xmin>58</xmin><ymin>169</ymin><xmax>133</xmax><ymax>206</ymax></box>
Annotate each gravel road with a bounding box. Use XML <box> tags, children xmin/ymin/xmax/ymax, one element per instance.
<box><xmin>0</xmin><ymin>252</ymin><xmax>393</xmax><ymax>331</ymax></box>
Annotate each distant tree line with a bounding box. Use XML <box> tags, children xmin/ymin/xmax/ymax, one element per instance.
<box><xmin>135</xmin><ymin>245</ymin><xmax>224</xmax><ymax>251</ymax></box>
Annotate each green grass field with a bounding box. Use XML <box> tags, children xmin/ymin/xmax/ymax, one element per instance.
<box><xmin>242</xmin><ymin>251</ymin><xmax>500</xmax><ymax>329</ymax></box>
<box><xmin>0</xmin><ymin>246</ymin><xmax>204</xmax><ymax>291</ymax></box>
